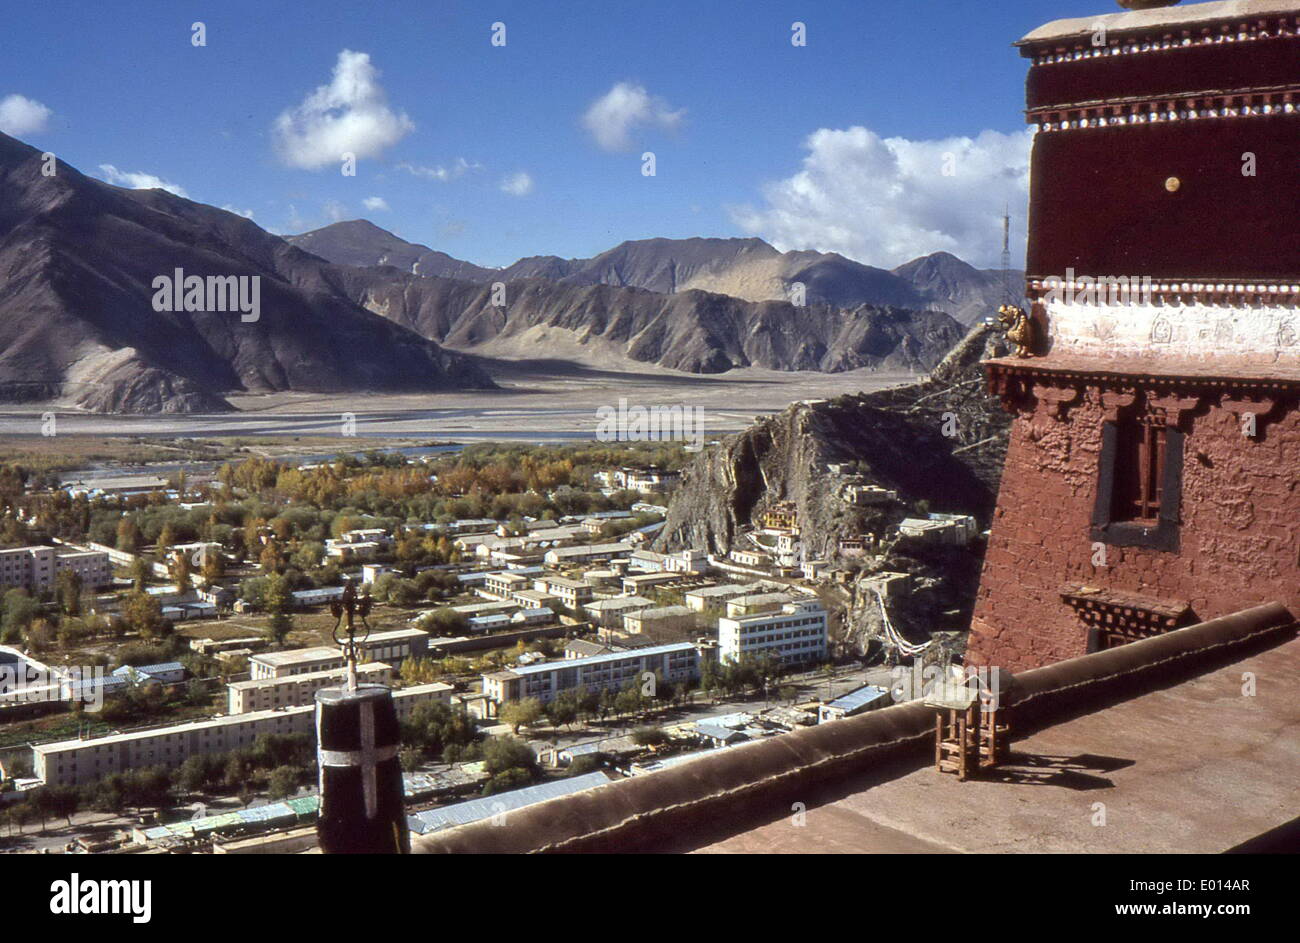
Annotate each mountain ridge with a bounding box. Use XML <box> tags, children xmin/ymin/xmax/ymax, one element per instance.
<box><xmin>289</xmin><ymin>222</ymin><xmax>1022</xmax><ymax>326</ymax></box>
<box><xmin>0</xmin><ymin>133</ymin><xmax>496</xmax><ymax>413</ymax></box>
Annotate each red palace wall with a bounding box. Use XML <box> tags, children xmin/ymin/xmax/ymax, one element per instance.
<box><xmin>966</xmin><ymin>387</ymin><xmax>1300</xmax><ymax>672</ymax></box>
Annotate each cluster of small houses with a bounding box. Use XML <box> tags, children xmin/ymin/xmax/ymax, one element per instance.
<box><xmin>718</xmin><ymin>464</ymin><xmax>981</xmax><ymax>586</ymax></box>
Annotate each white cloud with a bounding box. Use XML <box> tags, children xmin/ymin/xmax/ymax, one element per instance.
<box><xmin>0</xmin><ymin>94</ymin><xmax>52</xmax><ymax>137</ymax></box>
<box><xmin>499</xmin><ymin>171</ymin><xmax>534</xmax><ymax>197</ymax></box>
<box><xmin>396</xmin><ymin>157</ymin><xmax>480</xmax><ymax>181</ymax></box>
<box><xmin>731</xmin><ymin>126</ymin><xmax>1033</xmax><ymax>268</ymax></box>
<box><xmin>273</xmin><ymin>50</ymin><xmax>414</xmax><ymax>170</ymax></box>
<box><xmin>97</xmin><ymin>164</ymin><xmax>188</xmax><ymax>197</ymax></box>
<box><xmin>362</xmin><ymin>196</ymin><xmax>390</xmax><ymax>212</ymax></box>
<box><xmin>222</xmin><ymin>204</ymin><xmax>255</xmax><ymax>219</ymax></box>
<box><xmin>323</xmin><ymin>200</ymin><xmax>347</xmax><ymax>222</ymax></box>
<box><xmin>582</xmin><ymin>81</ymin><xmax>683</xmax><ymax>152</ymax></box>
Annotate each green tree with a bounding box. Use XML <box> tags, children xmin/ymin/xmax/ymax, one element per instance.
<box><xmin>56</xmin><ymin>569</ymin><xmax>83</xmax><ymax>616</ymax></box>
<box><xmin>500</xmin><ymin>697</ymin><xmax>543</xmax><ymax>734</ymax></box>
<box><xmin>631</xmin><ymin>726</ymin><xmax>668</xmax><ymax>747</ymax></box>
<box><xmin>122</xmin><ymin>590</ymin><xmax>166</xmax><ymax>639</ymax></box>
<box><xmin>116</xmin><ymin>517</ymin><xmax>142</xmax><ymax>553</ymax></box>
<box><xmin>264</xmin><ymin>572</ymin><xmax>293</xmax><ymax>645</ymax></box>
<box><xmin>267</xmin><ymin>766</ymin><xmax>300</xmax><ymax>800</ymax></box>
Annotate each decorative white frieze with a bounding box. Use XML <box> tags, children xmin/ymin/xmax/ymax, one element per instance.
<box><xmin>1044</xmin><ymin>298</ymin><xmax>1300</xmax><ymax>363</ymax></box>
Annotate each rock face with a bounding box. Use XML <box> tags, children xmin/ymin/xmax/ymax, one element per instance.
<box><xmin>892</xmin><ymin>251</ymin><xmax>1024</xmax><ymax>328</ymax></box>
<box><xmin>335</xmin><ymin>266</ymin><xmax>966</xmax><ymax>374</ymax></box>
<box><xmin>655</xmin><ymin>322</ymin><xmax>1013</xmax><ymax>655</ymax></box>
<box><xmin>293</xmin><ymin>223</ymin><xmax>1022</xmax><ymax>328</ymax></box>
<box><xmin>0</xmin><ymin>133</ymin><xmax>494</xmax><ymax>414</ymax></box>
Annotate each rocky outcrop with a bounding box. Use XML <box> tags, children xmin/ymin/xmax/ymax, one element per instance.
<box><xmin>656</xmin><ymin>322</ymin><xmax>1012</xmax><ymax>655</ymax></box>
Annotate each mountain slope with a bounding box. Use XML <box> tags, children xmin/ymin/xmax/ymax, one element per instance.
<box><xmin>335</xmin><ymin>266</ymin><xmax>966</xmax><ymax>374</ymax></box>
<box><xmin>290</xmin><ymin>223</ymin><xmax>1019</xmax><ymax>325</ymax></box>
<box><xmin>0</xmin><ymin>133</ymin><xmax>494</xmax><ymax>413</ymax></box>
<box><xmin>893</xmin><ymin>251</ymin><xmax>1021</xmax><ymax>328</ymax></box>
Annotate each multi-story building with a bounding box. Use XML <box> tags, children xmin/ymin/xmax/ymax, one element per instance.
<box><xmin>583</xmin><ymin>596</ymin><xmax>655</xmax><ymax>629</ymax></box>
<box><xmin>227</xmin><ymin>662</ymin><xmax>394</xmax><ymax>714</ymax></box>
<box><xmin>543</xmin><ymin>542</ymin><xmax>634</xmax><ymax>566</ymax></box>
<box><xmin>482</xmin><ymin>641</ymin><xmax>710</xmax><ymax>705</ymax></box>
<box><xmin>354</xmin><ymin>628</ymin><xmax>429</xmax><ymax>666</ymax></box>
<box><xmin>485</xmin><ymin>571</ymin><xmax>531</xmax><ymax>599</ymax></box>
<box><xmin>0</xmin><ymin>545</ymin><xmax>112</xmax><ymax>593</ymax></box>
<box><xmin>683</xmin><ymin>583</ymin><xmax>765</xmax><ymax>613</ymax></box>
<box><xmin>622</xmin><ymin>605</ymin><xmax>696</xmax><ymax>637</ymax></box>
<box><xmin>248</xmin><ymin>647</ymin><xmax>346</xmax><ymax>681</ymax></box>
<box><xmin>533</xmin><ymin>576</ymin><xmax>594</xmax><ymax>608</ymax></box>
<box><xmin>33</xmin><ymin>683</ymin><xmax>454</xmax><ymax>788</ymax></box>
<box><xmin>717</xmin><ymin>599</ymin><xmax>827</xmax><ymax>667</ymax></box>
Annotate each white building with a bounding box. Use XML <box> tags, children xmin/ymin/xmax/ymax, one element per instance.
<box><xmin>33</xmin><ymin>683</ymin><xmax>453</xmax><ymax>788</ymax></box>
<box><xmin>227</xmin><ymin>662</ymin><xmax>394</xmax><ymax>714</ymax></box>
<box><xmin>682</xmin><ymin>583</ymin><xmax>765</xmax><ymax>613</ymax></box>
<box><xmin>0</xmin><ymin>545</ymin><xmax>112</xmax><ymax>593</ymax></box>
<box><xmin>532</xmin><ymin>576</ymin><xmax>594</xmax><ymax>608</ymax></box>
<box><xmin>248</xmin><ymin>647</ymin><xmax>345</xmax><ymax>681</ymax></box>
<box><xmin>482</xmin><ymin>641</ymin><xmax>708</xmax><ymax>705</ymax></box>
<box><xmin>717</xmin><ymin>599</ymin><xmax>828</xmax><ymax>667</ymax></box>
<box><xmin>622</xmin><ymin>605</ymin><xmax>696</xmax><ymax>637</ymax></box>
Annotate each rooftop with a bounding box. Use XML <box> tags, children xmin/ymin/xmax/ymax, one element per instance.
<box><xmin>249</xmin><ymin>646</ymin><xmax>342</xmax><ymax>668</ymax></box>
<box><xmin>1017</xmin><ymin>0</ymin><xmax>1300</xmax><ymax>47</ymax></box>
<box><xmin>701</xmin><ymin>632</ymin><xmax>1299</xmax><ymax>853</ymax></box>
<box><xmin>506</xmin><ymin>640</ymin><xmax>699</xmax><ymax>677</ymax></box>
<box><xmin>628</xmin><ymin>605</ymin><xmax>694</xmax><ymax>620</ymax></box>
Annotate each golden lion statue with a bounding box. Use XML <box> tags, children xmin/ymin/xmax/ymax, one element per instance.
<box><xmin>996</xmin><ymin>304</ymin><xmax>1034</xmax><ymax>358</ymax></box>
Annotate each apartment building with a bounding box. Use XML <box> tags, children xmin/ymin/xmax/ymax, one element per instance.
<box><xmin>248</xmin><ymin>647</ymin><xmax>346</xmax><ymax>681</ymax></box>
<box><xmin>33</xmin><ymin>683</ymin><xmax>454</xmax><ymax>788</ymax></box>
<box><xmin>622</xmin><ymin>605</ymin><xmax>696</xmax><ymax>637</ymax></box>
<box><xmin>583</xmin><ymin>596</ymin><xmax>655</xmax><ymax>629</ymax></box>
<box><xmin>482</xmin><ymin>641</ymin><xmax>708</xmax><ymax>705</ymax></box>
<box><xmin>532</xmin><ymin>576</ymin><xmax>593</xmax><ymax>608</ymax></box>
<box><xmin>717</xmin><ymin>599</ymin><xmax>828</xmax><ymax>667</ymax></box>
<box><xmin>0</xmin><ymin>545</ymin><xmax>112</xmax><ymax>593</ymax></box>
<box><xmin>354</xmin><ymin>628</ymin><xmax>430</xmax><ymax>665</ymax></box>
<box><xmin>227</xmin><ymin>661</ymin><xmax>394</xmax><ymax>714</ymax></box>
<box><xmin>484</xmin><ymin>571</ymin><xmax>531</xmax><ymax>599</ymax></box>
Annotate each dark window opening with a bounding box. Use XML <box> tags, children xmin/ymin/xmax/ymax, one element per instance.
<box><xmin>1112</xmin><ymin>415</ymin><xmax>1167</xmax><ymax>523</ymax></box>
<box><xmin>1090</xmin><ymin>397</ymin><xmax>1185</xmax><ymax>553</ymax></box>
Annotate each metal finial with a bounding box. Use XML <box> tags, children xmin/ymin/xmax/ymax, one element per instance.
<box><xmin>330</xmin><ymin>582</ymin><xmax>372</xmax><ymax>691</ymax></box>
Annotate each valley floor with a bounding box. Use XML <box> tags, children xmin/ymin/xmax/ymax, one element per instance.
<box><xmin>0</xmin><ymin>361</ymin><xmax>920</xmax><ymax>441</ymax></box>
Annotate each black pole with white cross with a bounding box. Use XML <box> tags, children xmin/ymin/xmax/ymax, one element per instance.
<box><xmin>315</xmin><ymin>583</ymin><xmax>410</xmax><ymax>854</ymax></box>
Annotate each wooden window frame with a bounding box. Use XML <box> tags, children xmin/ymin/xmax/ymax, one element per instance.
<box><xmin>1091</xmin><ymin>404</ymin><xmax>1184</xmax><ymax>553</ymax></box>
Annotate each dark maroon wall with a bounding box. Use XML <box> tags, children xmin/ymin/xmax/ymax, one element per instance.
<box><xmin>1027</xmin><ymin>39</ymin><xmax>1300</xmax><ymax>109</ymax></box>
<box><xmin>1026</xmin><ymin>114</ymin><xmax>1300</xmax><ymax>280</ymax></box>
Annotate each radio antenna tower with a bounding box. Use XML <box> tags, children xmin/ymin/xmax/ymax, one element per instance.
<box><xmin>1000</xmin><ymin>204</ymin><xmax>1016</xmax><ymax>305</ymax></box>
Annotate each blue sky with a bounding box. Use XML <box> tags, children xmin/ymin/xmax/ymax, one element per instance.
<box><xmin>2</xmin><ymin>0</ymin><xmax>1107</xmax><ymax>269</ymax></box>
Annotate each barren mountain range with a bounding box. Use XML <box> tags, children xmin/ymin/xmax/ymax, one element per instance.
<box><xmin>290</xmin><ymin>220</ymin><xmax>1020</xmax><ymax>327</ymax></box>
<box><xmin>0</xmin><ymin>132</ymin><xmax>493</xmax><ymax>414</ymax></box>
<box><xmin>0</xmin><ymin>130</ymin><xmax>1004</xmax><ymax>413</ymax></box>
